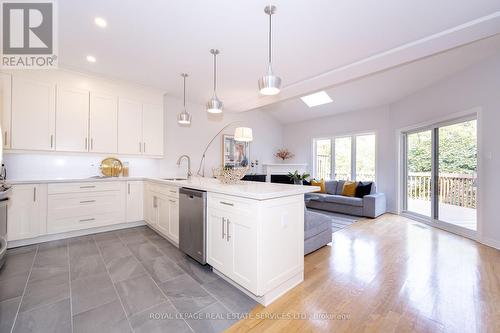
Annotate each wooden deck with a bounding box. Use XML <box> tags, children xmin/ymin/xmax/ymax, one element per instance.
<box><xmin>407</xmin><ymin>198</ymin><xmax>477</xmax><ymax>230</ymax></box>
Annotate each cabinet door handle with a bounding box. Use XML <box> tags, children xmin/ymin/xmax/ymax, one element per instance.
<box><xmin>128</xmin><ymin>183</ymin><xmax>131</xmax><ymax>194</ymax></box>
<box><xmin>143</xmin><ymin>142</ymin><xmax>146</xmax><ymax>153</ymax></box>
<box><xmin>80</xmin><ymin>200</ymin><xmax>96</xmax><ymax>204</ymax></box>
<box><xmin>139</xmin><ymin>142</ymin><xmax>142</xmax><ymax>153</ymax></box>
<box><xmin>169</xmin><ymin>190</ymin><xmax>176</xmax><ymax>194</ymax></box>
<box><xmin>80</xmin><ymin>185</ymin><xmax>96</xmax><ymax>189</ymax></box>
<box><xmin>221</xmin><ymin>217</ymin><xmax>226</xmax><ymax>239</ymax></box>
<box><xmin>79</xmin><ymin>218</ymin><xmax>95</xmax><ymax>222</ymax></box>
<box><xmin>50</xmin><ymin>135</ymin><xmax>54</xmax><ymax>148</ymax></box>
<box><xmin>220</xmin><ymin>201</ymin><xmax>234</xmax><ymax>207</ymax></box>
<box><xmin>33</xmin><ymin>187</ymin><xmax>36</xmax><ymax>202</ymax></box>
<box><xmin>153</xmin><ymin>196</ymin><xmax>157</xmax><ymax>208</ymax></box>
<box><xmin>168</xmin><ymin>199</ymin><xmax>176</xmax><ymax>203</ymax></box>
<box><xmin>4</xmin><ymin>131</ymin><xmax>7</xmax><ymax>146</ymax></box>
<box><xmin>90</xmin><ymin>138</ymin><xmax>94</xmax><ymax>150</ymax></box>
<box><xmin>85</xmin><ymin>138</ymin><xmax>88</xmax><ymax>150</ymax></box>
<box><xmin>226</xmin><ymin>219</ymin><xmax>231</xmax><ymax>242</ymax></box>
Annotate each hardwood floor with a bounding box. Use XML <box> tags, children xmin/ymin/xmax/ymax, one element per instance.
<box><xmin>227</xmin><ymin>214</ymin><xmax>500</xmax><ymax>333</ymax></box>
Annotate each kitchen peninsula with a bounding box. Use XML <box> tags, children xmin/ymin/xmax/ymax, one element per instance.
<box><xmin>7</xmin><ymin>176</ymin><xmax>318</xmax><ymax>306</ymax></box>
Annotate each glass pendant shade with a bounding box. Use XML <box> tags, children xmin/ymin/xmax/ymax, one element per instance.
<box><xmin>259</xmin><ymin>5</ymin><xmax>281</xmax><ymax>96</ymax></box>
<box><xmin>207</xmin><ymin>49</ymin><xmax>223</xmax><ymax>114</ymax></box>
<box><xmin>258</xmin><ymin>65</ymin><xmax>281</xmax><ymax>95</ymax></box>
<box><xmin>177</xmin><ymin>110</ymin><xmax>192</xmax><ymax>124</ymax></box>
<box><xmin>206</xmin><ymin>95</ymin><xmax>223</xmax><ymax>114</ymax></box>
<box><xmin>177</xmin><ymin>73</ymin><xmax>192</xmax><ymax>125</ymax></box>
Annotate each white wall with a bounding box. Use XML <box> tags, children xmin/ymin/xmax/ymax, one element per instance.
<box><xmin>282</xmin><ymin>105</ymin><xmax>395</xmax><ymax>209</ymax></box>
<box><xmin>3</xmin><ymin>153</ymin><xmax>161</xmax><ymax>180</ymax></box>
<box><xmin>161</xmin><ymin>96</ymin><xmax>283</xmax><ymax>177</ymax></box>
<box><xmin>389</xmin><ymin>53</ymin><xmax>500</xmax><ymax>249</ymax></box>
<box><xmin>281</xmin><ymin>52</ymin><xmax>500</xmax><ymax>248</ymax></box>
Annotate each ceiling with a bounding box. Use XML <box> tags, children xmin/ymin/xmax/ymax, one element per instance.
<box><xmin>263</xmin><ymin>34</ymin><xmax>500</xmax><ymax>124</ymax></box>
<box><xmin>59</xmin><ymin>1</ymin><xmax>500</xmax><ymax>111</ymax></box>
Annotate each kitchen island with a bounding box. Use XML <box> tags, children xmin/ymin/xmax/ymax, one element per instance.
<box><xmin>7</xmin><ymin>176</ymin><xmax>318</xmax><ymax>306</ymax></box>
<box><xmin>150</xmin><ymin>177</ymin><xmax>318</xmax><ymax>306</ymax></box>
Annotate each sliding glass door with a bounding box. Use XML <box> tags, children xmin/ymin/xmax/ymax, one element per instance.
<box><xmin>405</xmin><ymin>130</ymin><xmax>433</xmax><ymax>218</ymax></box>
<box><xmin>403</xmin><ymin>117</ymin><xmax>477</xmax><ymax>232</ymax></box>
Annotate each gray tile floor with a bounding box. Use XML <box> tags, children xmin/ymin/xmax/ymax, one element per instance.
<box><xmin>0</xmin><ymin>226</ymin><xmax>256</xmax><ymax>333</ymax></box>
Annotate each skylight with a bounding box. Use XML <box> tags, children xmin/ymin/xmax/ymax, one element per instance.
<box><xmin>300</xmin><ymin>91</ymin><xmax>333</xmax><ymax>107</ymax></box>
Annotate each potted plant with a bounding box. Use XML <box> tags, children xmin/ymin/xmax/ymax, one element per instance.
<box><xmin>288</xmin><ymin>170</ymin><xmax>310</xmax><ymax>185</ymax></box>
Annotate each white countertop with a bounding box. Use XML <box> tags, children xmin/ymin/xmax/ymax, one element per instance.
<box><xmin>8</xmin><ymin>176</ymin><xmax>318</xmax><ymax>200</ymax></box>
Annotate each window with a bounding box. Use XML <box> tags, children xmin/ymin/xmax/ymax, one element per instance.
<box><xmin>334</xmin><ymin>137</ymin><xmax>351</xmax><ymax>180</ymax></box>
<box><xmin>313</xmin><ymin>133</ymin><xmax>376</xmax><ymax>181</ymax></box>
<box><xmin>315</xmin><ymin>139</ymin><xmax>331</xmax><ymax>180</ymax></box>
<box><xmin>402</xmin><ymin>117</ymin><xmax>477</xmax><ymax>232</ymax></box>
<box><xmin>355</xmin><ymin>134</ymin><xmax>376</xmax><ymax>181</ymax></box>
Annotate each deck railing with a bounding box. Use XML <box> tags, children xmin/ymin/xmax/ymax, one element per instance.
<box><xmin>315</xmin><ymin>154</ymin><xmax>375</xmax><ymax>182</ymax></box>
<box><xmin>407</xmin><ymin>172</ymin><xmax>477</xmax><ymax>208</ymax></box>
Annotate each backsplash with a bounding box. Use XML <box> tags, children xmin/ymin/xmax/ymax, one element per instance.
<box><xmin>3</xmin><ymin>153</ymin><xmax>162</xmax><ymax>181</ymax></box>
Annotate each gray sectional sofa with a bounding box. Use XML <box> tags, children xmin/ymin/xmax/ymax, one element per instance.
<box><xmin>305</xmin><ymin>180</ymin><xmax>386</xmax><ymax>218</ymax></box>
<box><xmin>304</xmin><ymin>209</ymin><xmax>332</xmax><ymax>255</ymax></box>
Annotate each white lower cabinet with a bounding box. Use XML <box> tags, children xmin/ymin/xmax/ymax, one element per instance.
<box><xmin>47</xmin><ymin>182</ymin><xmax>126</xmax><ymax>234</ymax></box>
<box><xmin>144</xmin><ymin>183</ymin><xmax>179</xmax><ymax>244</ymax></box>
<box><xmin>207</xmin><ymin>192</ymin><xmax>304</xmax><ymax>301</ymax></box>
<box><xmin>126</xmin><ymin>181</ymin><xmax>144</xmax><ymax>222</ymax></box>
<box><xmin>207</xmin><ymin>207</ymin><xmax>258</xmax><ymax>292</ymax></box>
<box><xmin>7</xmin><ymin>184</ymin><xmax>47</xmax><ymax>241</ymax></box>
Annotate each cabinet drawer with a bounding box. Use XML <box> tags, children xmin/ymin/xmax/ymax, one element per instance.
<box><xmin>47</xmin><ymin>191</ymin><xmax>125</xmax><ymax>233</ymax></box>
<box><xmin>149</xmin><ymin>183</ymin><xmax>179</xmax><ymax>198</ymax></box>
<box><xmin>47</xmin><ymin>211</ymin><xmax>124</xmax><ymax>234</ymax></box>
<box><xmin>207</xmin><ymin>193</ymin><xmax>254</xmax><ymax>216</ymax></box>
<box><xmin>48</xmin><ymin>181</ymin><xmax>122</xmax><ymax>194</ymax></box>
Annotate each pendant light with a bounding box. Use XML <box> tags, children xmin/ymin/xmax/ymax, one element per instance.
<box><xmin>177</xmin><ymin>73</ymin><xmax>192</xmax><ymax>125</ymax></box>
<box><xmin>206</xmin><ymin>49</ymin><xmax>223</xmax><ymax>114</ymax></box>
<box><xmin>258</xmin><ymin>5</ymin><xmax>281</xmax><ymax>96</ymax></box>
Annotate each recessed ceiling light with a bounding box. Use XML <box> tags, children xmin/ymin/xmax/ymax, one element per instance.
<box><xmin>300</xmin><ymin>91</ymin><xmax>333</xmax><ymax>107</ymax></box>
<box><xmin>86</xmin><ymin>55</ymin><xmax>96</xmax><ymax>63</ymax></box>
<box><xmin>94</xmin><ymin>17</ymin><xmax>107</xmax><ymax>28</ymax></box>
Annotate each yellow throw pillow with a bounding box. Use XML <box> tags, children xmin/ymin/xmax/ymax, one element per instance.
<box><xmin>310</xmin><ymin>179</ymin><xmax>326</xmax><ymax>193</ymax></box>
<box><xmin>341</xmin><ymin>181</ymin><xmax>357</xmax><ymax>197</ymax></box>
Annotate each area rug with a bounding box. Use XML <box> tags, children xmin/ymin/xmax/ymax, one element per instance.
<box><xmin>308</xmin><ymin>209</ymin><xmax>363</xmax><ymax>233</ymax></box>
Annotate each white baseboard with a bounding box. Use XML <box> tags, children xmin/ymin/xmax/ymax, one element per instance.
<box><xmin>8</xmin><ymin>221</ymin><xmax>146</xmax><ymax>248</ymax></box>
<box><xmin>479</xmin><ymin>237</ymin><xmax>500</xmax><ymax>251</ymax></box>
<box><xmin>212</xmin><ymin>268</ymin><xmax>304</xmax><ymax>307</ymax></box>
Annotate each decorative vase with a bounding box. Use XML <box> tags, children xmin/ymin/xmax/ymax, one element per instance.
<box><xmin>293</xmin><ymin>179</ymin><xmax>303</xmax><ymax>185</ymax></box>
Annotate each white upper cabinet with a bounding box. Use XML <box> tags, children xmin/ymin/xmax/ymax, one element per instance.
<box><xmin>8</xmin><ymin>71</ymin><xmax>163</xmax><ymax>156</ymax></box>
<box><xmin>90</xmin><ymin>92</ymin><xmax>118</xmax><ymax>153</ymax></box>
<box><xmin>11</xmin><ymin>77</ymin><xmax>55</xmax><ymax>151</ymax></box>
<box><xmin>118</xmin><ymin>98</ymin><xmax>142</xmax><ymax>155</ymax></box>
<box><xmin>142</xmin><ymin>103</ymin><xmax>164</xmax><ymax>156</ymax></box>
<box><xmin>118</xmin><ymin>99</ymin><xmax>163</xmax><ymax>157</ymax></box>
<box><xmin>56</xmin><ymin>86</ymin><xmax>90</xmax><ymax>152</ymax></box>
<box><xmin>0</xmin><ymin>73</ymin><xmax>12</xmax><ymax>149</ymax></box>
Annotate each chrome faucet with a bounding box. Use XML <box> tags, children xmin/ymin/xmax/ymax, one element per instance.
<box><xmin>176</xmin><ymin>155</ymin><xmax>192</xmax><ymax>179</ymax></box>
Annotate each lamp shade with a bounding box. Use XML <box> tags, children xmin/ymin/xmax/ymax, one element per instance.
<box><xmin>234</xmin><ymin>127</ymin><xmax>253</xmax><ymax>142</ymax></box>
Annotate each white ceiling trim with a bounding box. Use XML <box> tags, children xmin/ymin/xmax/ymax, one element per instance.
<box><xmin>229</xmin><ymin>11</ymin><xmax>500</xmax><ymax>112</ymax></box>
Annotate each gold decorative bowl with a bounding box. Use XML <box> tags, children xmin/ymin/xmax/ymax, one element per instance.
<box><xmin>100</xmin><ymin>157</ymin><xmax>123</xmax><ymax>177</ymax></box>
<box><xmin>213</xmin><ymin>167</ymin><xmax>249</xmax><ymax>184</ymax></box>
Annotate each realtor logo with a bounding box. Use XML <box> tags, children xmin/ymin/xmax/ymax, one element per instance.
<box><xmin>1</xmin><ymin>0</ymin><xmax>57</xmax><ymax>68</ymax></box>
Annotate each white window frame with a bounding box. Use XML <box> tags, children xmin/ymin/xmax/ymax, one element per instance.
<box><xmin>312</xmin><ymin>132</ymin><xmax>376</xmax><ymax>181</ymax></box>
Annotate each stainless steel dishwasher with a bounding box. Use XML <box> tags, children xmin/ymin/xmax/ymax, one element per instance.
<box><xmin>179</xmin><ymin>187</ymin><xmax>207</xmax><ymax>265</ymax></box>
